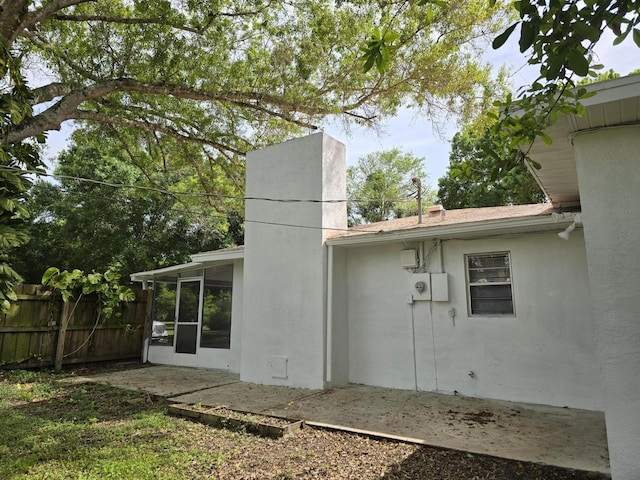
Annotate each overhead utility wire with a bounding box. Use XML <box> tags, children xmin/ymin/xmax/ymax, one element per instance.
<box><xmin>37</xmin><ymin>188</ymin><xmax>387</xmax><ymax>233</ymax></box>
<box><xmin>3</xmin><ymin>167</ymin><xmax>416</xmax><ymax>204</ymax></box>
<box><xmin>11</xmin><ymin>169</ymin><xmax>400</xmax><ymax>235</ymax></box>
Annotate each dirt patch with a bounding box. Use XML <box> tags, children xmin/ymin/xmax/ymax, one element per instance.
<box><xmin>446</xmin><ymin>408</ymin><xmax>497</xmax><ymax>426</ymax></box>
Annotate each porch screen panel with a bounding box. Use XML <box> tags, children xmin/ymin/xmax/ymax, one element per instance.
<box><xmin>201</xmin><ymin>265</ymin><xmax>233</xmax><ymax>349</ymax></box>
<box><xmin>151</xmin><ymin>282</ymin><xmax>176</xmax><ymax>346</ymax></box>
<box><xmin>175</xmin><ymin>280</ymin><xmax>201</xmax><ymax>354</ymax></box>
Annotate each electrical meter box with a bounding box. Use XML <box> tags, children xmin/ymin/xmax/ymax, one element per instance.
<box><xmin>409</xmin><ymin>273</ymin><xmax>431</xmax><ymax>301</ymax></box>
<box><xmin>430</xmin><ymin>273</ymin><xmax>449</xmax><ymax>301</ymax></box>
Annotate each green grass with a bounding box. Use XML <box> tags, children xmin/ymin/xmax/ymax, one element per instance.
<box><xmin>0</xmin><ymin>369</ymin><xmax>241</xmax><ymax>480</ymax></box>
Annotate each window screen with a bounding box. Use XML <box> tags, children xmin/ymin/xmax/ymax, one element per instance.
<box><xmin>466</xmin><ymin>252</ymin><xmax>514</xmax><ymax>316</ymax></box>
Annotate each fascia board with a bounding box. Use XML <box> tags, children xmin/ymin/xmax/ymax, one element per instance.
<box><xmin>580</xmin><ymin>74</ymin><xmax>640</xmax><ymax>106</ymax></box>
<box><xmin>326</xmin><ymin>216</ymin><xmax>569</xmax><ymax>247</ymax></box>
<box><xmin>130</xmin><ymin>262</ymin><xmax>204</xmax><ymax>282</ymax></box>
<box><xmin>190</xmin><ymin>250</ymin><xmax>244</xmax><ymax>263</ymax></box>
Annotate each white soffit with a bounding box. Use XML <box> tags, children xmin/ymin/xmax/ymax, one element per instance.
<box><xmin>527</xmin><ymin>75</ymin><xmax>640</xmax><ymax>208</ymax></box>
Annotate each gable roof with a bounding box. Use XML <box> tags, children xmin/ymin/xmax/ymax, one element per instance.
<box><xmin>327</xmin><ymin>203</ymin><xmax>571</xmax><ymax>246</ymax></box>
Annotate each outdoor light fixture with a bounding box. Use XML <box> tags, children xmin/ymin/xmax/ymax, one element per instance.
<box><xmin>558</xmin><ymin>222</ymin><xmax>576</xmax><ymax>240</ymax></box>
<box><xmin>558</xmin><ymin>214</ymin><xmax>583</xmax><ymax>240</ymax></box>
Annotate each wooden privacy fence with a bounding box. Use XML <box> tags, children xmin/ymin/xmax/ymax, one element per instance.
<box><xmin>0</xmin><ymin>285</ymin><xmax>149</xmax><ymax>369</ymax></box>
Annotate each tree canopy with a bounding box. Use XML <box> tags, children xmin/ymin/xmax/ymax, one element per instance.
<box><xmin>0</xmin><ymin>0</ymin><xmax>512</xmax><ymax>311</ymax></box>
<box><xmin>3</xmin><ymin>0</ymin><xmax>509</xmax><ymax>146</ymax></box>
<box><xmin>347</xmin><ymin>148</ymin><xmax>436</xmax><ymax>225</ymax></box>
<box><xmin>437</xmin><ymin>131</ymin><xmax>545</xmax><ymax>209</ymax></box>
<box><xmin>361</xmin><ymin>0</ymin><xmax>640</xmax><ymax>166</ymax></box>
<box><xmin>12</xmin><ymin>132</ymin><xmax>238</xmax><ymax>284</ymax></box>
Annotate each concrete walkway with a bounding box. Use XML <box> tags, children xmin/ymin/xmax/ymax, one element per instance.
<box><xmin>68</xmin><ymin>364</ymin><xmax>609</xmax><ymax>474</ymax></box>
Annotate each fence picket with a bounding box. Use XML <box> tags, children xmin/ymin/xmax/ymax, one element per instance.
<box><xmin>0</xmin><ymin>285</ymin><xmax>147</xmax><ymax>369</ymax></box>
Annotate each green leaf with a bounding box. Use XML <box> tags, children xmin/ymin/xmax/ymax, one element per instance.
<box><xmin>634</xmin><ymin>28</ymin><xmax>640</xmax><ymax>48</ymax></box>
<box><xmin>519</xmin><ymin>21</ymin><xmax>536</xmax><ymax>52</ymax></box>
<box><xmin>613</xmin><ymin>29</ymin><xmax>630</xmax><ymax>45</ymax></box>
<box><xmin>566</xmin><ymin>50</ymin><xmax>589</xmax><ymax>76</ymax></box>
<box><xmin>42</xmin><ymin>267</ymin><xmax>60</xmax><ymax>285</ymax></box>
<box><xmin>493</xmin><ymin>23</ymin><xmax>518</xmax><ymax>50</ymax></box>
<box><xmin>573</xmin><ymin>22</ymin><xmax>601</xmax><ymax>42</ymax></box>
<box><xmin>426</xmin><ymin>5</ymin><xmax>434</xmax><ymax>23</ymax></box>
<box><xmin>539</xmin><ymin>132</ymin><xmax>553</xmax><ymax>145</ymax></box>
<box><xmin>87</xmin><ymin>272</ymin><xmax>102</xmax><ymax>284</ymax></box>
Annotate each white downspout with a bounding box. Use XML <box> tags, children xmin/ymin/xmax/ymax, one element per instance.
<box><xmin>142</xmin><ymin>279</ymin><xmax>150</xmax><ymax>363</ymax></box>
<box><xmin>326</xmin><ymin>244</ymin><xmax>334</xmax><ymax>385</ymax></box>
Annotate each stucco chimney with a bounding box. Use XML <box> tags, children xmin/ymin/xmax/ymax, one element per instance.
<box><xmin>240</xmin><ymin>133</ymin><xmax>347</xmax><ymax>389</ymax></box>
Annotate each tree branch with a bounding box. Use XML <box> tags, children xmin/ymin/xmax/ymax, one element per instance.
<box><xmin>49</xmin><ymin>13</ymin><xmax>202</xmax><ymax>34</ymax></box>
<box><xmin>10</xmin><ymin>78</ymin><xmax>330</xmax><ymax>143</ymax></box>
<box><xmin>226</xmin><ymin>99</ymin><xmax>319</xmax><ymax>130</ymax></box>
<box><xmin>10</xmin><ymin>0</ymin><xmax>94</xmax><ymax>44</ymax></box>
<box><xmin>24</xmin><ymin>31</ymin><xmax>101</xmax><ymax>83</ymax></box>
<box><xmin>73</xmin><ymin>110</ymin><xmax>247</xmax><ymax>157</ymax></box>
<box><xmin>31</xmin><ymin>82</ymin><xmax>69</xmax><ymax>104</ymax></box>
<box><xmin>0</xmin><ymin>0</ymin><xmax>30</xmax><ymax>42</ymax></box>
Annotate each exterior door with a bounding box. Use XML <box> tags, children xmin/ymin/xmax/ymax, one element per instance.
<box><xmin>175</xmin><ymin>278</ymin><xmax>203</xmax><ymax>355</ymax></box>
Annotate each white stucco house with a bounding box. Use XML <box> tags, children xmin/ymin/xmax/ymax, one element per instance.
<box><xmin>132</xmin><ymin>75</ymin><xmax>640</xmax><ymax>479</ymax></box>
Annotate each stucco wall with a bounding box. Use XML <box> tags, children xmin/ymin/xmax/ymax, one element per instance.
<box><xmin>228</xmin><ymin>259</ymin><xmax>244</xmax><ymax>373</ymax></box>
<box><xmin>241</xmin><ymin>133</ymin><xmax>347</xmax><ymax>388</ymax></box>
<box><xmin>328</xmin><ymin>245</ymin><xmax>349</xmax><ymax>386</ymax></box>
<box><xmin>573</xmin><ymin>125</ymin><xmax>640</xmax><ymax>479</ymax></box>
<box><xmin>344</xmin><ymin>230</ymin><xmax>603</xmax><ymax>410</ymax></box>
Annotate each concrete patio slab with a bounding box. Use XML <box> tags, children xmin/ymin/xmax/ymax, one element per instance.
<box><xmin>64</xmin><ymin>364</ymin><xmax>239</xmax><ymax>397</ymax></box>
<box><xmin>173</xmin><ymin>380</ymin><xmax>322</xmax><ymax>412</ymax></box>
<box><xmin>75</xmin><ymin>365</ymin><xmax>609</xmax><ymax>474</ymax></box>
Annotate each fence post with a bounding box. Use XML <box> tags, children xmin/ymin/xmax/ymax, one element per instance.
<box><xmin>54</xmin><ymin>301</ymin><xmax>72</xmax><ymax>372</ymax></box>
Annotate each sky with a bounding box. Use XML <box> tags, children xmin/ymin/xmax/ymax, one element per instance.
<box><xmin>42</xmin><ymin>32</ymin><xmax>640</xmax><ymax>192</ymax></box>
<box><xmin>323</xmin><ymin>32</ymin><xmax>640</xmax><ymax>192</ymax></box>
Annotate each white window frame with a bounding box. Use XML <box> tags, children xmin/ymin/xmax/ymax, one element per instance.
<box><xmin>465</xmin><ymin>251</ymin><xmax>515</xmax><ymax>317</ymax></box>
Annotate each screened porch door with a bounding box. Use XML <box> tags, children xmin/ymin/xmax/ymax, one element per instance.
<box><xmin>174</xmin><ymin>278</ymin><xmax>203</xmax><ymax>355</ymax></box>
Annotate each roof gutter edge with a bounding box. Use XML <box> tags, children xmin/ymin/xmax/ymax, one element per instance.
<box><xmin>190</xmin><ymin>250</ymin><xmax>245</xmax><ymax>262</ymax></box>
<box><xmin>326</xmin><ymin>214</ymin><xmax>576</xmax><ymax>247</ymax></box>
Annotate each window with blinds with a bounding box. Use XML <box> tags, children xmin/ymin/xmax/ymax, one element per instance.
<box><xmin>466</xmin><ymin>252</ymin><xmax>514</xmax><ymax>316</ymax></box>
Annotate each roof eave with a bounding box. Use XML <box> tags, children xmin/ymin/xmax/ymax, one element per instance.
<box><xmin>326</xmin><ymin>214</ymin><xmax>575</xmax><ymax>247</ymax></box>
<box><xmin>130</xmin><ymin>261</ymin><xmax>204</xmax><ymax>282</ymax></box>
<box><xmin>190</xmin><ymin>250</ymin><xmax>244</xmax><ymax>263</ymax></box>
